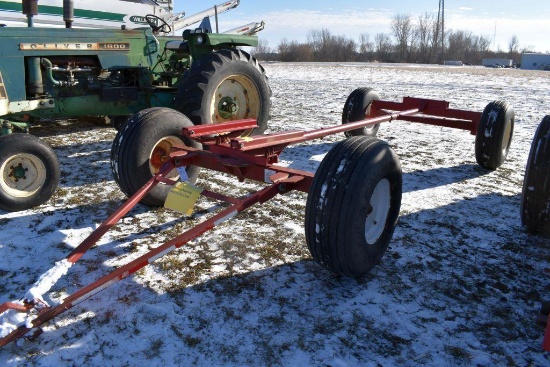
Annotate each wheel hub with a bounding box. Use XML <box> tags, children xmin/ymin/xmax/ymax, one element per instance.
<box><xmin>9</xmin><ymin>163</ymin><xmax>28</xmax><ymax>182</ymax></box>
<box><xmin>150</xmin><ymin>144</ymin><xmax>170</xmax><ymax>172</ymax></box>
<box><xmin>218</xmin><ymin>97</ymin><xmax>239</xmax><ymax>119</ymax></box>
<box><xmin>148</xmin><ymin>136</ymin><xmax>186</xmax><ymax>181</ymax></box>
<box><xmin>1</xmin><ymin>153</ymin><xmax>47</xmax><ymax>197</ymax></box>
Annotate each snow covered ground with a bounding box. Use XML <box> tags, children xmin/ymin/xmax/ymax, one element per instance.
<box><xmin>1</xmin><ymin>62</ymin><xmax>550</xmax><ymax>366</ymax></box>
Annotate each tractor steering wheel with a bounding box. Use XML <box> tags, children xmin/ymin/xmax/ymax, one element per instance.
<box><xmin>145</xmin><ymin>14</ymin><xmax>172</xmax><ymax>34</ymax></box>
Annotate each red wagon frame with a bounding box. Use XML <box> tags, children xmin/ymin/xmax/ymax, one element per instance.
<box><xmin>2</xmin><ymin>93</ymin><xmax>510</xmax><ymax>348</ymax></box>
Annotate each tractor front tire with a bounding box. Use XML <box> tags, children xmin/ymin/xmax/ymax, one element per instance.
<box><xmin>342</xmin><ymin>87</ymin><xmax>381</xmax><ymax>137</ymax></box>
<box><xmin>0</xmin><ymin>134</ymin><xmax>59</xmax><ymax>211</ymax></box>
<box><xmin>475</xmin><ymin>100</ymin><xmax>514</xmax><ymax>170</ymax></box>
<box><xmin>305</xmin><ymin>136</ymin><xmax>402</xmax><ymax>277</ymax></box>
<box><xmin>110</xmin><ymin>108</ymin><xmax>201</xmax><ymax>207</ymax></box>
<box><xmin>109</xmin><ymin>115</ymin><xmax>131</xmax><ymax>131</ymax></box>
<box><xmin>177</xmin><ymin>48</ymin><xmax>272</xmax><ymax>136</ymax></box>
<box><xmin>521</xmin><ymin>115</ymin><xmax>550</xmax><ymax>236</ymax></box>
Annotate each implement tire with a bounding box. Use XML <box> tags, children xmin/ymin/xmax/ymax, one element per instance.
<box><xmin>342</xmin><ymin>87</ymin><xmax>380</xmax><ymax>137</ymax></box>
<box><xmin>177</xmin><ymin>48</ymin><xmax>271</xmax><ymax>136</ymax></box>
<box><xmin>0</xmin><ymin>134</ymin><xmax>59</xmax><ymax>211</ymax></box>
<box><xmin>475</xmin><ymin>100</ymin><xmax>514</xmax><ymax>170</ymax></box>
<box><xmin>521</xmin><ymin>115</ymin><xmax>550</xmax><ymax>236</ymax></box>
<box><xmin>111</xmin><ymin>108</ymin><xmax>201</xmax><ymax>207</ymax></box>
<box><xmin>305</xmin><ymin>137</ymin><xmax>402</xmax><ymax>277</ymax></box>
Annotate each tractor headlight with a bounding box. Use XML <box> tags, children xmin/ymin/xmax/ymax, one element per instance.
<box><xmin>196</xmin><ymin>34</ymin><xmax>204</xmax><ymax>44</ymax></box>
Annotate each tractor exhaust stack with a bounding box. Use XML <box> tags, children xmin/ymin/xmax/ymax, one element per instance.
<box><xmin>63</xmin><ymin>0</ymin><xmax>74</xmax><ymax>28</ymax></box>
<box><xmin>21</xmin><ymin>0</ymin><xmax>38</xmax><ymax>27</ymax></box>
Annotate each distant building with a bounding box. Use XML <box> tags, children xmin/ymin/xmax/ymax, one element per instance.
<box><xmin>444</xmin><ymin>60</ymin><xmax>463</xmax><ymax>66</ymax></box>
<box><xmin>521</xmin><ymin>53</ymin><xmax>550</xmax><ymax>70</ymax></box>
<box><xmin>482</xmin><ymin>58</ymin><xmax>513</xmax><ymax>68</ymax></box>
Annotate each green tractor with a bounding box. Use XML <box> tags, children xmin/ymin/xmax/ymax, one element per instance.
<box><xmin>0</xmin><ymin>0</ymin><xmax>271</xmax><ymax>212</ymax></box>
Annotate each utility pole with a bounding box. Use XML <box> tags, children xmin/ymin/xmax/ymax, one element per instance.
<box><xmin>493</xmin><ymin>21</ymin><xmax>497</xmax><ymax>49</ymax></box>
<box><xmin>439</xmin><ymin>0</ymin><xmax>445</xmax><ymax>62</ymax></box>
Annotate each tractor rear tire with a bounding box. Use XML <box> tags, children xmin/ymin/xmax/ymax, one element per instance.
<box><xmin>176</xmin><ymin>48</ymin><xmax>272</xmax><ymax>136</ymax></box>
<box><xmin>342</xmin><ymin>87</ymin><xmax>380</xmax><ymax>137</ymax></box>
<box><xmin>475</xmin><ymin>100</ymin><xmax>514</xmax><ymax>170</ymax></box>
<box><xmin>110</xmin><ymin>108</ymin><xmax>201</xmax><ymax>207</ymax></box>
<box><xmin>305</xmin><ymin>136</ymin><xmax>402</xmax><ymax>277</ymax></box>
<box><xmin>0</xmin><ymin>134</ymin><xmax>59</xmax><ymax>211</ymax></box>
<box><xmin>521</xmin><ymin>115</ymin><xmax>550</xmax><ymax>236</ymax></box>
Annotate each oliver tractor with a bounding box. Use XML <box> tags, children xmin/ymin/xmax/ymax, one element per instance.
<box><xmin>0</xmin><ymin>0</ymin><xmax>271</xmax><ymax>212</ymax></box>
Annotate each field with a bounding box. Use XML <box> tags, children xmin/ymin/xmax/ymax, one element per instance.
<box><xmin>1</xmin><ymin>62</ymin><xmax>550</xmax><ymax>366</ymax></box>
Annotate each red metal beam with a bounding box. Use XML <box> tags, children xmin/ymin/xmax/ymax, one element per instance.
<box><xmin>544</xmin><ymin>315</ymin><xmax>550</xmax><ymax>352</ymax></box>
<box><xmin>0</xmin><ymin>176</ymin><xmax>303</xmax><ymax>347</ymax></box>
<box><xmin>398</xmin><ymin>115</ymin><xmax>476</xmax><ymax>133</ymax></box>
<box><xmin>182</xmin><ymin>119</ymin><xmax>258</xmax><ymax>138</ymax></box>
<box><xmin>178</xmin><ymin>97</ymin><xmax>482</xmax><ymax>154</ymax></box>
<box><xmin>0</xmin><ymin>302</ymin><xmax>31</xmax><ymax>314</ymax></box>
<box><xmin>221</xmin><ymin>108</ymin><xmax>418</xmax><ymax>152</ymax></box>
<box><xmin>66</xmin><ymin>162</ymin><xmax>175</xmax><ymax>264</ymax></box>
<box><xmin>171</xmin><ymin>145</ymin><xmax>314</xmax><ymax>193</ymax></box>
<box><xmin>371</xmin><ymin>97</ymin><xmax>481</xmax><ymax>134</ymax></box>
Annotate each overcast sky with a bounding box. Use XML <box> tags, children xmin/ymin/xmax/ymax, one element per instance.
<box><xmin>175</xmin><ymin>0</ymin><xmax>550</xmax><ymax>53</ymax></box>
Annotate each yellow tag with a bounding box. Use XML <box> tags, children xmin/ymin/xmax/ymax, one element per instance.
<box><xmin>164</xmin><ymin>182</ymin><xmax>203</xmax><ymax>215</ymax></box>
<box><xmin>240</xmin><ymin>137</ymin><xmax>254</xmax><ymax>142</ymax></box>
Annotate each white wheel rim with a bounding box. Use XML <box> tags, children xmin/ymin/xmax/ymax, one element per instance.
<box><xmin>501</xmin><ymin>119</ymin><xmax>512</xmax><ymax>156</ymax></box>
<box><xmin>148</xmin><ymin>136</ymin><xmax>185</xmax><ymax>183</ymax></box>
<box><xmin>210</xmin><ymin>74</ymin><xmax>260</xmax><ymax>136</ymax></box>
<box><xmin>1</xmin><ymin>153</ymin><xmax>47</xmax><ymax>198</ymax></box>
<box><xmin>365</xmin><ymin>178</ymin><xmax>391</xmax><ymax>244</ymax></box>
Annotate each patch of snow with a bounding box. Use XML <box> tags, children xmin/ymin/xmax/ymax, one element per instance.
<box><xmin>25</xmin><ymin>259</ymin><xmax>73</xmax><ymax>302</ymax></box>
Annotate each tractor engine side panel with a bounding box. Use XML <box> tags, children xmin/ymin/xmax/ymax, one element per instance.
<box><xmin>0</xmin><ymin>27</ymin><xmax>158</xmax><ymax>102</ymax></box>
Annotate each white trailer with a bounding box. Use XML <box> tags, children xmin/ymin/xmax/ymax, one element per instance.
<box><xmin>482</xmin><ymin>58</ymin><xmax>513</xmax><ymax>68</ymax></box>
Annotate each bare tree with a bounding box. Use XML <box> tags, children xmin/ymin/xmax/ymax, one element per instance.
<box><xmin>333</xmin><ymin>35</ymin><xmax>357</xmax><ymax>61</ymax></box>
<box><xmin>307</xmin><ymin>28</ymin><xmax>333</xmax><ymax>61</ymax></box>
<box><xmin>475</xmin><ymin>35</ymin><xmax>492</xmax><ymax>62</ymax></box>
<box><xmin>446</xmin><ymin>30</ymin><xmax>472</xmax><ymax>61</ymax></box>
<box><xmin>521</xmin><ymin>45</ymin><xmax>536</xmax><ymax>53</ymax></box>
<box><xmin>277</xmin><ymin>38</ymin><xmax>314</xmax><ymax>62</ymax></box>
<box><xmin>306</xmin><ymin>28</ymin><xmax>357</xmax><ymax>62</ymax></box>
<box><xmin>391</xmin><ymin>13</ymin><xmax>414</xmax><ymax>62</ymax></box>
<box><xmin>443</xmin><ymin>30</ymin><xmax>494</xmax><ymax>64</ymax></box>
<box><xmin>375</xmin><ymin>33</ymin><xmax>393</xmax><ymax>62</ymax></box>
<box><xmin>274</xmin><ymin>10</ymin><xmax>515</xmax><ymax>64</ymax></box>
<box><xmin>416</xmin><ymin>12</ymin><xmax>437</xmax><ymax>63</ymax></box>
<box><xmin>252</xmin><ymin>38</ymin><xmax>274</xmax><ymax>60</ymax></box>
<box><xmin>508</xmin><ymin>35</ymin><xmax>519</xmax><ymax>54</ymax></box>
<box><xmin>277</xmin><ymin>38</ymin><xmax>290</xmax><ymax>60</ymax></box>
<box><xmin>359</xmin><ymin>33</ymin><xmax>374</xmax><ymax>61</ymax></box>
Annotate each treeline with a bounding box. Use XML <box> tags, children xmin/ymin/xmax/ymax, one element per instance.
<box><xmin>253</xmin><ymin>13</ymin><xmax>535</xmax><ymax>65</ymax></box>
